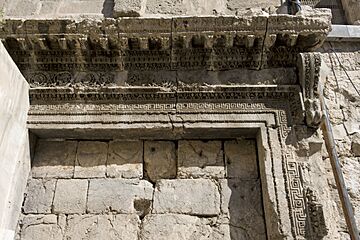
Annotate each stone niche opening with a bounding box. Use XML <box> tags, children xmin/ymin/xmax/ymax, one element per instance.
<box><xmin>18</xmin><ymin>135</ymin><xmax>268</xmax><ymax>240</ymax></box>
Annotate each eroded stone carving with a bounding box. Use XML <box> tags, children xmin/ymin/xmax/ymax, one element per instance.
<box><xmin>298</xmin><ymin>52</ymin><xmax>323</xmax><ymax>128</ymax></box>
<box><xmin>305</xmin><ymin>188</ymin><xmax>328</xmax><ymax>239</ymax></box>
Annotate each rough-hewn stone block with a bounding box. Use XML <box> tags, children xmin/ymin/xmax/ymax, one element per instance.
<box><xmin>23</xmin><ymin>179</ymin><xmax>56</xmax><ymax>214</ymax></box>
<box><xmin>32</xmin><ymin>140</ymin><xmax>77</xmax><ymax>179</ymax></box>
<box><xmin>219</xmin><ymin>179</ymin><xmax>266</xmax><ymax>239</ymax></box>
<box><xmin>65</xmin><ymin>214</ymin><xmax>140</xmax><ymax>240</ymax></box>
<box><xmin>87</xmin><ymin>179</ymin><xmax>153</xmax><ymax>214</ymax></box>
<box><xmin>178</xmin><ymin>140</ymin><xmax>224</xmax><ymax>178</ymax></box>
<box><xmin>114</xmin><ymin>0</ymin><xmax>147</xmax><ymax>17</ymax></box>
<box><xmin>144</xmin><ymin>141</ymin><xmax>176</xmax><ymax>182</ymax></box>
<box><xmin>107</xmin><ymin>140</ymin><xmax>143</xmax><ymax>178</ymax></box>
<box><xmin>351</xmin><ymin>133</ymin><xmax>360</xmax><ymax>156</ymax></box>
<box><xmin>224</xmin><ymin>139</ymin><xmax>258</xmax><ymax>179</ymax></box>
<box><xmin>20</xmin><ymin>214</ymin><xmax>66</xmax><ymax>240</ymax></box>
<box><xmin>74</xmin><ymin>141</ymin><xmax>107</xmax><ymax>178</ymax></box>
<box><xmin>141</xmin><ymin>214</ymin><xmax>230</xmax><ymax>239</ymax></box>
<box><xmin>153</xmin><ymin>179</ymin><xmax>220</xmax><ymax>216</ymax></box>
<box><xmin>53</xmin><ymin>179</ymin><xmax>88</xmax><ymax>214</ymax></box>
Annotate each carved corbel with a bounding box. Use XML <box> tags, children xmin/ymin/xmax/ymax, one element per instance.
<box><xmin>305</xmin><ymin>188</ymin><xmax>328</xmax><ymax>239</ymax></box>
<box><xmin>298</xmin><ymin>52</ymin><xmax>323</xmax><ymax>128</ymax></box>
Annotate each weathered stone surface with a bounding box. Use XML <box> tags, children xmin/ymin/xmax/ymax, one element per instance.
<box><xmin>53</xmin><ymin>179</ymin><xmax>88</xmax><ymax>214</ymax></box>
<box><xmin>32</xmin><ymin>140</ymin><xmax>77</xmax><ymax>178</ymax></box>
<box><xmin>351</xmin><ymin>133</ymin><xmax>360</xmax><ymax>156</ymax></box>
<box><xmin>153</xmin><ymin>179</ymin><xmax>220</xmax><ymax>216</ymax></box>
<box><xmin>141</xmin><ymin>214</ymin><xmax>230</xmax><ymax>240</ymax></box>
<box><xmin>0</xmin><ymin>41</ymin><xmax>30</xmax><ymax>240</ymax></box>
<box><xmin>65</xmin><ymin>214</ymin><xmax>139</xmax><ymax>240</ymax></box>
<box><xmin>74</xmin><ymin>141</ymin><xmax>107</xmax><ymax>178</ymax></box>
<box><xmin>20</xmin><ymin>214</ymin><xmax>66</xmax><ymax>240</ymax></box>
<box><xmin>224</xmin><ymin>139</ymin><xmax>258</xmax><ymax>179</ymax></box>
<box><xmin>23</xmin><ymin>179</ymin><xmax>56</xmax><ymax>214</ymax></box>
<box><xmin>178</xmin><ymin>140</ymin><xmax>225</xmax><ymax>178</ymax></box>
<box><xmin>145</xmin><ymin>0</ymin><xmax>227</xmax><ymax>16</ymax></box>
<box><xmin>114</xmin><ymin>0</ymin><xmax>147</xmax><ymax>17</ymax></box>
<box><xmin>219</xmin><ymin>179</ymin><xmax>266</xmax><ymax>240</ymax></box>
<box><xmin>87</xmin><ymin>179</ymin><xmax>153</xmax><ymax>214</ymax></box>
<box><xmin>144</xmin><ymin>141</ymin><xmax>176</xmax><ymax>182</ymax></box>
<box><xmin>107</xmin><ymin>140</ymin><xmax>143</xmax><ymax>178</ymax></box>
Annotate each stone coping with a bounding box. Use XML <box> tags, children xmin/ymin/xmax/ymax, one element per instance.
<box><xmin>327</xmin><ymin>25</ymin><xmax>360</xmax><ymax>42</ymax></box>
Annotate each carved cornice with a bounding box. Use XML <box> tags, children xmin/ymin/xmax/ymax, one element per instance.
<box><xmin>0</xmin><ymin>10</ymin><xmax>331</xmax><ymax>76</ymax></box>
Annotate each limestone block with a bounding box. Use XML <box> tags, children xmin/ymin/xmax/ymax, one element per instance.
<box><xmin>74</xmin><ymin>141</ymin><xmax>107</xmax><ymax>178</ymax></box>
<box><xmin>114</xmin><ymin>0</ymin><xmax>147</xmax><ymax>17</ymax></box>
<box><xmin>144</xmin><ymin>141</ymin><xmax>176</xmax><ymax>182</ymax></box>
<box><xmin>87</xmin><ymin>179</ymin><xmax>153</xmax><ymax>214</ymax></box>
<box><xmin>58</xmin><ymin>0</ymin><xmax>104</xmax><ymax>14</ymax></box>
<box><xmin>226</xmin><ymin>0</ymin><xmax>279</xmax><ymax>11</ymax></box>
<box><xmin>65</xmin><ymin>214</ymin><xmax>140</xmax><ymax>240</ymax></box>
<box><xmin>107</xmin><ymin>140</ymin><xmax>143</xmax><ymax>178</ymax></box>
<box><xmin>145</xmin><ymin>0</ymin><xmax>227</xmax><ymax>15</ymax></box>
<box><xmin>32</xmin><ymin>140</ymin><xmax>77</xmax><ymax>179</ymax></box>
<box><xmin>153</xmin><ymin>179</ymin><xmax>220</xmax><ymax>216</ymax></box>
<box><xmin>23</xmin><ymin>179</ymin><xmax>56</xmax><ymax>214</ymax></box>
<box><xmin>141</xmin><ymin>214</ymin><xmax>230</xmax><ymax>240</ymax></box>
<box><xmin>224</xmin><ymin>139</ymin><xmax>258</xmax><ymax>179</ymax></box>
<box><xmin>178</xmin><ymin>140</ymin><xmax>224</xmax><ymax>178</ymax></box>
<box><xmin>53</xmin><ymin>179</ymin><xmax>88</xmax><ymax>214</ymax></box>
<box><xmin>219</xmin><ymin>179</ymin><xmax>266</xmax><ymax>240</ymax></box>
<box><xmin>351</xmin><ymin>133</ymin><xmax>360</xmax><ymax>156</ymax></box>
<box><xmin>21</xmin><ymin>214</ymin><xmax>65</xmax><ymax>240</ymax></box>
<box><xmin>5</xmin><ymin>0</ymin><xmax>41</xmax><ymax>17</ymax></box>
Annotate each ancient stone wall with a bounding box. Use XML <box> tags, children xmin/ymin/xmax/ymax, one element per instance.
<box><xmin>318</xmin><ymin>42</ymin><xmax>360</xmax><ymax>238</ymax></box>
<box><xmin>17</xmin><ymin>138</ymin><xmax>266</xmax><ymax>240</ymax></box>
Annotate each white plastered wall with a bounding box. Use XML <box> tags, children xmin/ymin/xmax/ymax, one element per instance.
<box><xmin>0</xmin><ymin>41</ymin><xmax>30</xmax><ymax>240</ymax></box>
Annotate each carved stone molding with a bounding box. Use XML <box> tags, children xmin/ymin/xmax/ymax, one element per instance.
<box><xmin>298</xmin><ymin>52</ymin><xmax>323</xmax><ymax>128</ymax></box>
<box><xmin>0</xmin><ymin>10</ymin><xmax>331</xmax><ymax>77</ymax></box>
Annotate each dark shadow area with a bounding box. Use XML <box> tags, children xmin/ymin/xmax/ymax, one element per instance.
<box><xmin>102</xmin><ymin>0</ymin><xmax>114</xmax><ymax>17</ymax></box>
<box><xmin>226</xmin><ymin>138</ymin><xmax>267</xmax><ymax>240</ymax></box>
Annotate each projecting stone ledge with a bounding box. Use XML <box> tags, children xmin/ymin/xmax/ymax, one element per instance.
<box><xmin>0</xmin><ymin>8</ymin><xmax>331</xmax><ymax>74</ymax></box>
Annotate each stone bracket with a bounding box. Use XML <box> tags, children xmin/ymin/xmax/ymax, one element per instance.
<box><xmin>298</xmin><ymin>52</ymin><xmax>323</xmax><ymax>128</ymax></box>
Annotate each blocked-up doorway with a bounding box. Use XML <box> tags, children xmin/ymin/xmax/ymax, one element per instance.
<box><xmin>17</xmin><ymin>138</ymin><xmax>266</xmax><ymax>240</ymax></box>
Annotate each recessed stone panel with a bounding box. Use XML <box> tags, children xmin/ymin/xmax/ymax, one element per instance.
<box><xmin>224</xmin><ymin>139</ymin><xmax>258</xmax><ymax>179</ymax></box>
<box><xmin>32</xmin><ymin>140</ymin><xmax>77</xmax><ymax>179</ymax></box>
<box><xmin>144</xmin><ymin>141</ymin><xmax>176</xmax><ymax>182</ymax></box>
<box><xmin>74</xmin><ymin>141</ymin><xmax>108</xmax><ymax>178</ymax></box>
<box><xmin>107</xmin><ymin>140</ymin><xmax>143</xmax><ymax>179</ymax></box>
<box><xmin>219</xmin><ymin>179</ymin><xmax>266</xmax><ymax>240</ymax></box>
<box><xmin>178</xmin><ymin>140</ymin><xmax>224</xmax><ymax>178</ymax></box>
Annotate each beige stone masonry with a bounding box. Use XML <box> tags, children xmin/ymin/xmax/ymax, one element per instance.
<box><xmin>23</xmin><ymin>179</ymin><xmax>56</xmax><ymax>214</ymax></box>
<box><xmin>65</xmin><ymin>214</ymin><xmax>140</xmax><ymax>240</ymax></box>
<box><xmin>32</xmin><ymin>140</ymin><xmax>77</xmax><ymax>179</ymax></box>
<box><xmin>178</xmin><ymin>140</ymin><xmax>225</xmax><ymax>178</ymax></box>
<box><xmin>107</xmin><ymin>140</ymin><xmax>143</xmax><ymax>179</ymax></box>
<box><xmin>74</xmin><ymin>141</ymin><xmax>108</xmax><ymax>178</ymax></box>
<box><xmin>53</xmin><ymin>179</ymin><xmax>88</xmax><ymax>214</ymax></box>
<box><xmin>153</xmin><ymin>179</ymin><xmax>221</xmax><ymax>216</ymax></box>
<box><xmin>87</xmin><ymin>179</ymin><xmax>153</xmax><ymax>214</ymax></box>
<box><xmin>144</xmin><ymin>141</ymin><xmax>177</xmax><ymax>182</ymax></box>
